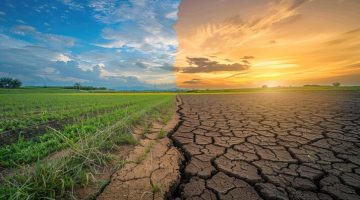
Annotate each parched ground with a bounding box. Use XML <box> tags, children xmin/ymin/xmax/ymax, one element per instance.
<box><xmin>171</xmin><ymin>92</ymin><xmax>360</xmax><ymax>200</ymax></box>
<box><xmin>98</xmin><ymin>113</ymin><xmax>183</xmax><ymax>200</ymax></box>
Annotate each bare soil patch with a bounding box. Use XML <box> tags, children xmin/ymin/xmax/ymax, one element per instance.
<box><xmin>96</xmin><ymin>112</ymin><xmax>183</xmax><ymax>200</ymax></box>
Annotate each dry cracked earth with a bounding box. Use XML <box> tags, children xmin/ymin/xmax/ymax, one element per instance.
<box><xmin>171</xmin><ymin>92</ymin><xmax>360</xmax><ymax>200</ymax></box>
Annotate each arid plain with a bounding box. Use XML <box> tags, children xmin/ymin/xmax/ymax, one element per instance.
<box><xmin>171</xmin><ymin>91</ymin><xmax>360</xmax><ymax>200</ymax></box>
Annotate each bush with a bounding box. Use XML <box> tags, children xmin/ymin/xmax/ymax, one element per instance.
<box><xmin>332</xmin><ymin>82</ymin><xmax>341</xmax><ymax>87</ymax></box>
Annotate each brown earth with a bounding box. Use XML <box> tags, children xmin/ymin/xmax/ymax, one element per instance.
<box><xmin>171</xmin><ymin>92</ymin><xmax>360</xmax><ymax>200</ymax></box>
<box><xmin>97</xmin><ymin>111</ymin><xmax>183</xmax><ymax>200</ymax></box>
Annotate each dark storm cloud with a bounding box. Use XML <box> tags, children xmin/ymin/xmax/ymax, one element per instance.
<box><xmin>179</xmin><ymin>57</ymin><xmax>250</xmax><ymax>73</ymax></box>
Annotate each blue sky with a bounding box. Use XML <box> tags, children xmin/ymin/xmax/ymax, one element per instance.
<box><xmin>0</xmin><ymin>0</ymin><xmax>180</xmax><ymax>90</ymax></box>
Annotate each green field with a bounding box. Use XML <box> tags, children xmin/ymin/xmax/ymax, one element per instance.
<box><xmin>0</xmin><ymin>88</ymin><xmax>175</xmax><ymax>199</ymax></box>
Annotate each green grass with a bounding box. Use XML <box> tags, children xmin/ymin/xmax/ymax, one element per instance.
<box><xmin>156</xmin><ymin>129</ymin><xmax>166</xmax><ymax>140</ymax></box>
<box><xmin>136</xmin><ymin>142</ymin><xmax>154</xmax><ymax>164</ymax></box>
<box><xmin>0</xmin><ymin>96</ymin><xmax>173</xmax><ymax>167</ymax></box>
<box><xmin>0</xmin><ymin>92</ymin><xmax>155</xmax><ymax>132</ymax></box>
<box><xmin>0</xmin><ymin>89</ymin><xmax>175</xmax><ymax>200</ymax></box>
<box><xmin>141</xmin><ymin>123</ymin><xmax>152</xmax><ymax>136</ymax></box>
<box><xmin>0</xmin><ymin>87</ymin><xmax>80</xmax><ymax>94</ymax></box>
<box><xmin>151</xmin><ymin>183</ymin><xmax>162</xmax><ymax>193</ymax></box>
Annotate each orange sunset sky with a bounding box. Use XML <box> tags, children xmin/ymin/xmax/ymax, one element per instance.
<box><xmin>174</xmin><ymin>0</ymin><xmax>360</xmax><ymax>89</ymax></box>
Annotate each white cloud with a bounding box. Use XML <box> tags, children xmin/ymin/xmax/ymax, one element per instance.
<box><xmin>97</xmin><ymin>63</ymin><xmax>105</xmax><ymax>68</ymax></box>
<box><xmin>11</xmin><ymin>25</ymin><xmax>36</xmax><ymax>35</ymax></box>
<box><xmin>85</xmin><ymin>0</ymin><xmax>179</xmax><ymax>87</ymax></box>
<box><xmin>41</xmin><ymin>67</ymin><xmax>58</xmax><ymax>75</ymax></box>
<box><xmin>165</xmin><ymin>10</ymin><xmax>178</xmax><ymax>20</ymax></box>
<box><xmin>0</xmin><ymin>1</ymin><xmax>178</xmax><ymax>89</ymax></box>
<box><xmin>59</xmin><ymin>0</ymin><xmax>84</xmax><ymax>10</ymax></box>
<box><xmin>54</xmin><ymin>54</ymin><xmax>72</xmax><ymax>63</ymax></box>
<box><xmin>91</xmin><ymin>0</ymin><xmax>179</xmax><ymax>52</ymax></box>
<box><xmin>16</xmin><ymin>19</ymin><xmax>25</xmax><ymax>24</ymax></box>
<box><xmin>0</xmin><ymin>11</ymin><xmax>6</xmax><ymax>16</ymax></box>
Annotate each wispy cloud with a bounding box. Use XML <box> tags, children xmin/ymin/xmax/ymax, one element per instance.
<box><xmin>11</xmin><ymin>25</ymin><xmax>76</xmax><ymax>48</ymax></box>
<box><xmin>0</xmin><ymin>34</ymin><xmax>31</xmax><ymax>49</ymax></box>
<box><xmin>179</xmin><ymin>0</ymin><xmax>311</xmax><ymax>57</ymax></box>
<box><xmin>53</xmin><ymin>53</ymin><xmax>72</xmax><ymax>63</ymax></box>
<box><xmin>183</xmin><ymin>78</ymin><xmax>201</xmax><ymax>84</ymax></box>
<box><xmin>165</xmin><ymin>10</ymin><xmax>178</xmax><ymax>20</ymax></box>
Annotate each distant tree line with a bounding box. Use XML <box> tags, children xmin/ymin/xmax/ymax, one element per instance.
<box><xmin>0</xmin><ymin>77</ymin><xmax>22</xmax><ymax>88</ymax></box>
<box><xmin>303</xmin><ymin>82</ymin><xmax>341</xmax><ymax>87</ymax></box>
<box><xmin>61</xmin><ymin>82</ymin><xmax>107</xmax><ymax>90</ymax></box>
<box><xmin>0</xmin><ymin>78</ymin><xmax>107</xmax><ymax>90</ymax></box>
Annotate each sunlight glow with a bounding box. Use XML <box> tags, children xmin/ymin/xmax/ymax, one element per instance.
<box><xmin>174</xmin><ymin>0</ymin><xmax>360</xmax><ymax>88</ymax></box>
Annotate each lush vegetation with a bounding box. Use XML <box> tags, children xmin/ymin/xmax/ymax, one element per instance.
<box><xmin>0</xmin><ymin>93</ymin><xmax>151</xmax><ymax>132</ymax></box>
<box><xmin>0</xmin><ymin>88</ymin><xmax>175</xmax><ymax>199</ymax></box>
<box><xmin>0</xmin><ymin>77</ymin><xmax>22</xmax><ymax>88</ymax></box>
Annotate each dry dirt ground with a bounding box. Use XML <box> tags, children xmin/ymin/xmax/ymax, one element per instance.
<box><xmin>171</xmin><ymin>92</ymin><xmax>360</xmax><ymax>200</ymax></box>
<box><xmin>98</xmin><ymin>113</ymin><xmax>183</xmax><ymax>200</ymax></box>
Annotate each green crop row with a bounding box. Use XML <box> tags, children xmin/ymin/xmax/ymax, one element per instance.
<box><xmin>0</xmin><ymin>93</ymin><xmax>175</xmax><ymax>200</ymax></box>
<box><xmin>0</xmin><ymin>95</ymin><xmax>174</xmax><ymax>168</ymax></box>
<box><xmin>0</xmin><ymin>94</ymin><xmax>154</xmax><ymax>132</ymax></box>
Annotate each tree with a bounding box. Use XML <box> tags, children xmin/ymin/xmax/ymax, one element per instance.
<box><xmin>74</xmin><ymin>82</ymin><xmax>81</xmax><ymax>90</ymax></box>
<box><xmin>332</xmin><ymin>82</ymin><xmax>341</xmax><ymax>87</ymax></box>
<box><xmin>11</xmin><ymin>79</ymin><xmax>22</xmax><ymax>88</ymax></box>
<box><xmin>0</xmin><ymin>77</ymin><xmax>12</xmax><ymax>88</ymax></box>
<box><xmin>262</xmin><ymin>84</ymin><xmax>268</xmax><ymax>89</ymax></box>
<box><xmin>0</xmin><ymin>77</ymin><xmax>22</xmax><ymax>88</ymax></box>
